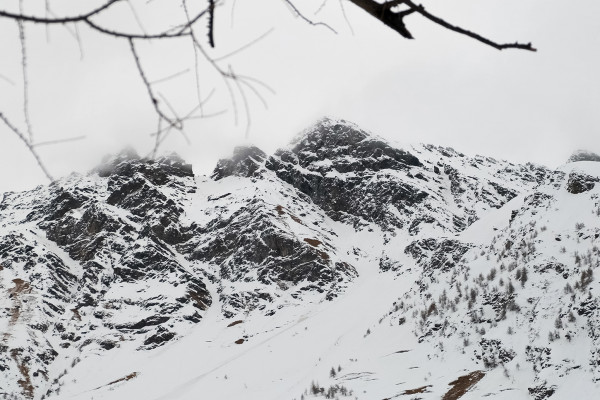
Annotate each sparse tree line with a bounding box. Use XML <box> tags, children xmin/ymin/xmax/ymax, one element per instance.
<box><xmin>374</xmin><ymin>213</ymin><xmax>600</xmax><ymax>379</ymax></box>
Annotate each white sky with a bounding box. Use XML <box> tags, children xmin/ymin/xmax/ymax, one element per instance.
<box><xmin>1</xmin><ymin>0</ymin><xmax>600</xmax><ymax>193</ymax></box>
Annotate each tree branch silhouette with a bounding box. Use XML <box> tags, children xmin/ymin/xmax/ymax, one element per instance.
<box><xmin>0</xmin><ymin>0</ymin><xmax>535</xmax><ymax>181</ymax></box>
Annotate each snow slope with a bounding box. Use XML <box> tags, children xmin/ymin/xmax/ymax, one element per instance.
<box><xmin>1</xmin><ymin>119</ymin><xmax>599</xmax><ymax>400</ymax></box>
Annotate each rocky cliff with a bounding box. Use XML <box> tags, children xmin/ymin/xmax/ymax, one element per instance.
<box><xmin>1</xmin><ymin>118</ymin><xmax>599</xmax><ymax>400</ymax></box>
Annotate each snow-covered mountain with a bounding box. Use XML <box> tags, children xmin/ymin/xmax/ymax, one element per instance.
<box><xmin>1</xmin><ymin>118</ymin><xmax>599</xmax><ymax>400</ymax></box>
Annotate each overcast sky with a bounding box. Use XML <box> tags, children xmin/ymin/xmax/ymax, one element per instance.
<box><xmin>1</xmin><ymin>0</ymin><xmax>600</xmax><ymax>194</ymax></box>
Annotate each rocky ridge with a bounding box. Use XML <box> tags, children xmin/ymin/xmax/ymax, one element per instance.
<box><xmin>0</xmin><ymin>118</ymin><xmax>599</xmax><ymax>400</ymax></box>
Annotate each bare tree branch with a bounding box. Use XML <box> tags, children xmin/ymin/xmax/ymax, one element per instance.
<box><xmin>73</xmin><ymin>22</ymin><xmax>85</xmax><ymax>60</ymax></box>
<box><xmin>208</xmin><ymin>0</ymin><xmax>216</xmax><ymax>47</ymax></box>
<box><xmin>0</xmin><ymin>111</ymin><xmax>53</xmax><ymax>180</ymax></box>
<box><xmin>314</xmin><ymin>0</ymin><xmax>329</xmax><ymax>15</ymax></box>
<box><xmin>44</xmin><ymin>0</ymin><xmax>51</xmax><ymax>41</ymax></box>
<box><xmin>126</xmin><ymin>0</ymin><xmax>147</xmax><ymax>35</ymax></box>
<box><xmin>128</xmin><ymin>38</ymin><xmax>181</xmax><ymax>130</ymax></box>
<box><xmin>403</xmin><ymin>1</ymin><xmax>536</xmax><ymax>51</ymax></box>
<box><xmin>17</xmin><ymin>0</ymin><xmax>34</xmax><ymax>142</ymax></box>
<box><xmin>0</xmin><ymin>0</ymin><xmax>536</xmax><ymax>184</ymax></box>
<box><xmin>148</xmin><ymin>102</ymin><xmax>224</xmax><ymax>158</ymax></box>
<box><xmin>0</xmin><ymin>0</ymin><xmax>122</xmax><ymax>24</ymax></box>
<box><xmin>347</xmin><ymin>0</ymin><xmax>536</xmax><ymax>51</ymax></box>
<box><xmin>0</xmin><ymin>1</ymin><xmax>210</xmax><ymax>41</ymax></box>
<box><xmin>338</xmin><ymin>0</ymin><xmax>355</xmax><ymax>35</ymax></box>
<box><xmin>229</xmin><ymin>66</ymin><xmax>251</xmax><ymax>139</ymax></box>
<box><xmin>213</xmin><ymin>28</ymin><xmax>275</xmax><ymax>62</ymax></box>
<box><xmin>149</xmin><ymin>68</ymin><xmax>191</xmax><ymax>85</ymax></box>
<box><xmin>33</xmin><ymin>135</ymin><xmax>86</xmax><ymax>147</ymax></box>
<box><xmin>283</xmin><ymin>0</ymin><xmax>338</xmax><ymax>34</ymax></box>
<box><xmin>152</xmin><ymin>116</ymin><xmax>163</xmax><ymax>159</ymax></box>
<box><xmin>182</xmin><ymin>0</ymin><xmax>205</xmax><ymax>115</ymax></box>
<box><xmin>0</xmin><ymin>73</ymin><xmax>15</xmax><ymax>86</ymax></box>
<box><xmin>346</xmin><ymin>0</ymin><xmax>414</xmax><ymax>39</ymax></box>
<box><xmin>159</xmin><ymin>92</ymin><xmax>191</xmax><ymax>144</ymax></box>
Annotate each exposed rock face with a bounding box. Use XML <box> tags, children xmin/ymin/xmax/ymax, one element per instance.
<box><xmin>265</xmin><ymin>118</ymin><xmax>427</xmax><ymax>230</ymax></box>
<box><xmin>186</xmin><ymin>202</ymin><xmax>352</xmax><ymax>285</ymax></box>
<box><xmin>404</xmin><ymin>238</ymin><xmax>472</xmax><ymax>275</ymax></box>
<box><xmin>566</xmin><ymin>171</ymin><xmax>598</xmax><ymax>194</ymax></box>
<box><xmin>528</xmin><ymin>383</ymin><xmax>557</xmax><ymax>400</ymax></box>
<box><xmin>265</xmin><ymin>119</ymin><xmax>551</xmax><ymax>234</ymax></box>
<box><xmin>0</xmin><ymin>154</ymin><xmax>209</xmax><ymax>398</ymax></box>
<box><xmin>212</xmin><ymin>145</ymin><xmax>267</xmax><ymax>180</ymax></box>
<box><xmin>476</xmin><ymin>338</ymin><xmax>516</xmax><ymax>367</ymax></box>
<box><xmin>3</xmin><ymin>118</ymin><xmax>599</xmax><ymax>400</ymax></box>
<box><xmin>179</xmin><ymin>171</ymin><xmax>357</xmax><ymax>317</ymax></box>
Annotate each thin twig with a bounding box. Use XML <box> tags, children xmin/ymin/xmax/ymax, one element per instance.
<box><xmin>0</xmin><ymin>111</ymin><xmax>53</xmax><ymax>180</ymax></box>
<box><xmin>237</xmin><ymin>78</ymin><xmax>269</xmax><ymax>109</ymax></box>
<box><xmin>149</xmin><ymin>68</ymin><xmax>190</xmax><ymax>85</ymax></box>
<box><xmin>182</xmin><ymin>0</ymin><xmax>204</xmax><ymax>115</ymax></box>
<box><xmin>229</xmin><ymin>66</ymin><xmax>251</xmax><ymax>138</ymax></box>
<box><xmin>222</xmin><ymin>70</ymin><xmax>238</xmax><ymax>126</ymax></box>
<box><xmin>159</xmin><ymin>92</ymin><xmax>191</xmax><ymax>144</ymax></box>
<box><xmin>230</xmin><ymin>0</ymin><xmax>238</xmax><ymax>28</ymax></box>
<box><xmin>187</xmin><ymin>108</ymin><xmax>226</xmax><ymax>119</ymax></box>
<box><xmin>148</xmin><ymin>102</ymin><xmax>210</xmax><ymax>156</ymax></box>
<box><xmin>152</xmin><ymin>116</ymin><xmax>162</xmax><ymax>158</ymax></box>
<box><xmin>0</xmin><ymin>73</ymin><xmax>15</xmax><ymax>86</ymax></box>
<box><xmin>233</xmin><ymin>74</ymin><xmax>276</xmax><ymax>95</ymax></box>
<box><xmin>190</xmin><ymin>31</ymin><xmax>240</xmax><ymax>124</ymax></box>
<box><xmin>44</xmin><ymin>0</ymin><xmax>51</xmax><ymax>42</ymax></box>
<box><xmin>339</xmin><ymin>0</ymin><xmax>355</xmax><ymax>35</ymax></box>
<box><xmin>74</xmin><ymin>22</ymin><xmax>84</xmax><ymax>60</ymax></box>
<box><xmin>213</xmin><ymin>28</ymin><xmax>275</xmax><ymax>62</ymax></box>
<box><xmin>315</xmin><ymin>0</ymin><xmax>329</xmax><ymax>15</ymax></box>
<box><xmin>200</xmin><ymin>87</ymin><xmax>217</xmax><ymax>106</ymax></box>
<box><xmin>128</xmin><ymin>38</ymin><xmax>181</xmax><ymax>130</ymax></box>
<box><xmin>17</xmin><ymin>0</ymin><xmax>33</xmax><ymax>142</ymax></box>
<box><xmin>46</xmin><ymin>9</ymin><xmax>79</xmax><ymax>41</ymax></box>
<box><xmin>283</xmin><ymin>0</ymin><xmax>337</xmax><ymax>34</ymax></box>
<box><xmin>32</xmin><ymin>135</ymin><xmax>86</xmax><ymax>147</ymax></box>
<box><xmin>127</xmin><ymin>0</ymin><xmax>148</xmax><ymax>35</ymax></box>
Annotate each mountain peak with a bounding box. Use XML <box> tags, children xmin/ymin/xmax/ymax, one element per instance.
<box><xmin>95</xmin><ymin>149</ymin><xmax>193</xmax><ymax>182</ymax></box>
<box><xmin>211</xmin><ymin>145</ymin><xmax>267</xmax><ymax>180</ymax></box>
<box><xmin>276</xmin><ymin>118</ymin><xmax>421</xmax><ymax>173</ymax></box>
<box><xmin>290</xmin><ymin>117</ymin><xmax>371</xmax><ymax>150</ymax></box>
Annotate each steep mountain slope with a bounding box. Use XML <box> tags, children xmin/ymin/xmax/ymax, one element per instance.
<box><xmin>0</xmin><ymin>118</ymin><xmax>598</xmax><ymax>400</ymax></box>
<box><xmin>1</xmin><ymin>154</ymin><xmax>212</xmax><ymax>398</ymax></box>
<box><xmin>267</xmin><ymin>118</ymin><xmax>549</xmax><ymax>235</ymax></box>
<box><xmin>381</xmin><ymin>161</ymin><xmax>600</xmax><ymax>400</ymax></box>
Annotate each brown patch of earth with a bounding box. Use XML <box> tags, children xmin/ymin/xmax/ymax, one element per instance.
<box><xmin>442</xmin><ymin>370</ymin><xmax>486</xmax><ymax>400</ymax></box>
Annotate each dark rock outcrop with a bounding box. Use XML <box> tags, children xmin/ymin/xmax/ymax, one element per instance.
<box><xmin>567</xmin><ymin>172</ymin><xmax>598</xmax><ymax>194</ymax></box>
<box><xmin>265</xmin><ymin>118</ymin><xmax>426</xmax><ymax>229</ymax></box>
<box><xmin>212</xmin><ymin>145</ymin><xmax>267</xmax><ymax>180</ymax></box>
<box><xmin>0</xmin><ymin>153</ymin><xmax>212</xmax><ymax>398</ymax></box>
<box><xmin>404</xmin><ymin>238</ymin><xmax>472</xmax><ymax>275</ymax></box>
